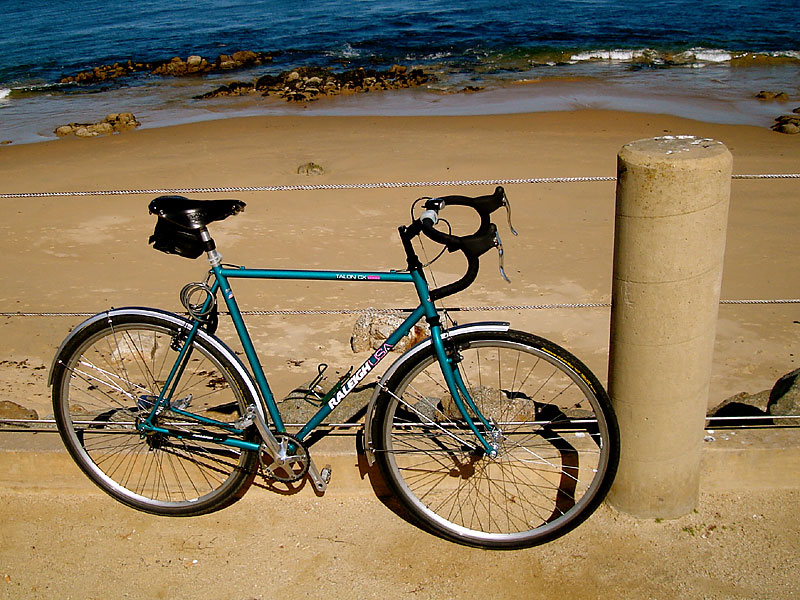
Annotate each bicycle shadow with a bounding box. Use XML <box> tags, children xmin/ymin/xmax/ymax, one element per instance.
<box><xmin>246</xmin><ymin>396</ymin><xmax>589</xmax><ymax>536</ymax></box>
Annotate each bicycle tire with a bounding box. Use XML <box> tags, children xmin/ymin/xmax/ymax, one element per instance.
<box><xmin>51</xmin><ymin>311</ymin><xmax>259</xmax><ymax>516</ymax></box>
<box><xmin>372</xmin><ymin>330</ymin><xmax>619</xmax><ymax>549</ymax></box>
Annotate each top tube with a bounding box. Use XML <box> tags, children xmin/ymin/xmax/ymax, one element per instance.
<box><xmin>217</xmin><ymin>267</ymin><xmax>414</xmax><ymax>283</ymax></box>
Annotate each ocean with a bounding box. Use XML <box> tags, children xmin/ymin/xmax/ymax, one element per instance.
<box><xmin>1</xmin><ymin>0</ymin><xmax>798</xmax><ymax>144</ymax></box>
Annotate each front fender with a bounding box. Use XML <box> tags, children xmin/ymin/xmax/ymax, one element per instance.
<box><xmin>362</xmin><ymin>321</ymin><xmax>510</xmax><ymax>465</ymax></box>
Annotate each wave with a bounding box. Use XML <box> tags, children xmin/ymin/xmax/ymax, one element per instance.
<box><xmin>324</xmin><ymin>43</ymin><xmax>361</xmax><ymax>60</ymax></box>
<box><xmin>0</xmin><ymin>88</ymin><xmax>10</xmax><ymax>100</ymax></box>
<box><xmin>567</xmin><ymin>47</ymin><xmax>800</xmax><ymax>66</ymax></box>
<box><xmin>679</xmin><ymin>48</ymin><xmax>732</xmax><ymax>62</ymax></box>
<box><xmin>570</xmin><ymin>49</ymin><xmax>655</xmax><ymax>62</ymax></box>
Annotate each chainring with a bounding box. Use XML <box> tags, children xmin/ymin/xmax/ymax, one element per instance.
<box><xmin>259</xmin><ymin>433</ymin><xmax>310</xmax><ymax>483</ymax></box>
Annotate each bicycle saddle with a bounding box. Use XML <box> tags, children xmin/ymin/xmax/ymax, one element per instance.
<box><xmin>148</xmin><ymin>196</ymin><xmax>246</xmax><ymax>229</ymax></box>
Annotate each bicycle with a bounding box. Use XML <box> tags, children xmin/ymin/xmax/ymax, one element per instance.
<box><xmin>49</xmin><ymin>186</ymin><xmax>619</xmax><ymax>549</ymax></box>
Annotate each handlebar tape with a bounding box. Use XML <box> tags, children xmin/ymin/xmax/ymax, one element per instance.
<box><xmin>418</xmin><ymin>186</ymin><xmax>505</xmax><ymax>300</ymax></box>
<box><xmin>424</xmin><ymin>186</ymin><xmax>506</xmax><ymax>231</ymax></box>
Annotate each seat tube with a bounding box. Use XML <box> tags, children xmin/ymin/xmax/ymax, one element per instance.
<box><xmin>212</xmin><ymin>265</ymin><xmax>285</xmax><ymax>431</ymax></box>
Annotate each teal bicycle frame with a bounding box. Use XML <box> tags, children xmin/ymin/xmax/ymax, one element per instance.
<box><xmin>137</xmin><ymin>263</ymin><xmax>497</xmax><ymax>457</ymax></box>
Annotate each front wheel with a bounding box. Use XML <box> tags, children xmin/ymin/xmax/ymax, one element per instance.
<box><xmin>51</xmin><ymin>311</ymin><xmax>259</xmax><ymax>516</ymax></box>
<box><xmin>372</xmin><ymin>330</ymin><xmax>619</xmax><ymax>549</ymax></box>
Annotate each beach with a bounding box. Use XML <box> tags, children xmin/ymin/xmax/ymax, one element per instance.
<box><xmin>0</xmin><ymin>110</ymin><xmax>798</xmax><ymax>597</ymax></box>
<box><xmin>0</xmin><ymin>110</ymin><xmax>798</xmax><ymax>405</ymax></box>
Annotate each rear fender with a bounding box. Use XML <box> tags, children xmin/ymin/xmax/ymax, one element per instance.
<box><xmin>48</xmin><ymin>307</ymin><xmax>276</xmax><ymax>447</ymax></box>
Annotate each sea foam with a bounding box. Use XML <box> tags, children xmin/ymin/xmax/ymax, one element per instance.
<box><xmin>570</xmin><ymin>49</ymin><xmax>651</xmax><ymax>62</ymax></box>
<box><xmin>683</xmin><ymin>48</ymin><xmax>733</xmax><ymax>62</ymax></box>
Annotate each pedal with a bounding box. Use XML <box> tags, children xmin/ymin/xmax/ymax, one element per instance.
<box><xmin>307</xmin><ymin>460</ymin><xmax>331</xmax><ymax>493</ymax></box>
<box><xmin>320</xmin><ymin>464</ymin><xmax>332</xmax><ymax>484</ymax></box>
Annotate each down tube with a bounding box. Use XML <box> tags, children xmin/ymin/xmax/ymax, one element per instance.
<box><xmin>295</xmin><ymin>304</ymin><xmax>428</xmax><ymax>442</ymax></box>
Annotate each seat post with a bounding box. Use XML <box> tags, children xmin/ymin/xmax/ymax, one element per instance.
<box><xmin>198</xmin><ymin>227</ymin><xmax>222</xmax><ymax>267</ymax></box>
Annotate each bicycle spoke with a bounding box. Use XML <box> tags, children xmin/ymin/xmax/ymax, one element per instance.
<box><xmin>375</xmin><ymin>331</ymin><xmax>617</xmax><ymax>548</ymax></box>
<box><xmin>53</xmin><ymin>315</ymin><xmax>258</xmax><ymax>515</ymax></box>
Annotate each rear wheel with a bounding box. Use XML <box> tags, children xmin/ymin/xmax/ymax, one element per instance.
<box><xmin>52</xmin><ymin>312</ymin><xmax>259</xmax><ymax>516</ymax></box>
<box><xmin>372</xmin><ymin>330</ymin><xmax>619</xmax><ymax>549</ymax></box>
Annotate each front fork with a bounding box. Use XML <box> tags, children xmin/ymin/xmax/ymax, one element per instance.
<box><xmin>430</xmin><ymin>326</ymin><xmax>499</xmax><ymax>458</ymax></box>
<box><xmin>409</xmin><ymin>266</ymin><xmax>499</xmax><ymax>458</ymax></box>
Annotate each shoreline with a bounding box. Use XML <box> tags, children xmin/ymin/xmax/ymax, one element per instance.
<box><xmin>2</xmin><ymin>67</ymin><xmax>799</xmax><ymax>145</ymax></box>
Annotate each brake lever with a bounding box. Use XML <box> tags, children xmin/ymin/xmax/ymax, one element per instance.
<box><xmin>501</xmin><ymin>189</ymin><xmax>518</xmax><ymax>237</ymax></box>
<box><xmin>494</xmin><ymin>231</ymin><xmax>511</xmax><ymax>283</ymax></box>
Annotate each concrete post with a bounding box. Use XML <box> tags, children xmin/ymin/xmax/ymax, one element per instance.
<box><xmin>607</xmin><ymin>136</ymin><xmax>732</xmax><ymax>518</ymax></box>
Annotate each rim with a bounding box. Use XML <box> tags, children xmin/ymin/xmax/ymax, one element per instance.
<box><xmin>381</xmin><ymin>336</ymin><xmax>612</xmax><ymax>544</ymax></box>
<box><xmin>56</xmin><ymin>320</ymin><xmax>251</xmax><ymax>509</ymax></box>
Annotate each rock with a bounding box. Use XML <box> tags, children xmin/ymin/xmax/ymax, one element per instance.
<box><xmin>55</xmin><ymin>125</ymin><xmax>76</xmax><ymax>137</ymax></box>
<box><xmin>772</xmin><ymin>114</ymin><xmax>800</xmax><ymax>134</ymax></box>
<box><xmin>60</xmin><ymin>60</ymin><xmax>151</xmax><ymax>84</ymax></box>
<box><xmin>756</xmin><ymin>90</ymin><xmax>789</xmax><ymax>100</ymax></box>
<box><xmin>74</xmin><ymin>127</ymin><xmax>95</xmax><ymax>138</ymax></box>
<box><xmin>91</xmin><ymin>122</ymin><xmax>114</xmax><ymax>135</ymax></box>
<box><xmin>709</xmin><ymin>369</ymin><xmax>800</xmax><ymax>427</ymax></box>
<box><xmin>151</xmin><ymin>57</ymin><xmax>191</xmax><ymax>76</ymax></box>
<box><xmin>351</xmin><ymin>312</ymin><xmax>430</xmax><ymax>354</ymax></box>
<box><xmin>767</xmin><ymin>368</ymin><xmax>800</xmax><ymax>425</ymax></box>
<box><xmin>61</xmin><ymin>50</ymin><xmax>273</xmax><ymax>84</ymax></box>
<box><xmin>109</xmin><ymin>112</ymin><xmax>140</xmax><ymax>130</ymax></box>
<box><xmin>54</xmin><ymin>113</ymin><xmax>141</xmax><ymax>138</ymax></box>
<box><xmin>199</xmin><ymin>81</ymin><xmax>255</xmax><ymax>97</ymax></box>
<box><xmin>775</xmin><ymin>122</ymin><xmax>800</xmax><ymax>134</ymax></box>
<box><xmin>441</xmin><ymin>385</ymin><xmax>537</xmax><ymax>421</ymax></box>
<box><xmin>231</xmin><ymin>50</ymin><xmax>258</xmax><ymax>64</ymax></box>
<box><xmin>278</xmin><ymin>368</ymin><xmax>373</xmax><ymax>423</ymax></box>
<box><xmin>710</xmin><ymin>390</ymin><xmax>771</xmax><ymax>414</ymax></box>
<box><xmin>707</xmin><ymin>391</ymin><xmax>772</xmax><ymax>427</ymax></box>
<box><xmin>198</xmin><ymin>64</ymin><xmax>435</xmax><ymax>101</ymax></box>
<box><xmin>254</xmin><ymin>74</ymin><xmax>283</xmax><ymax>89</ymax></box>
<box><xmin>0</xmin><ymin>400</ymin><xmax>38</xmax><ymax>421</ymax></box>
<box><xmin>297</xmin><ymin>162</ymin><xmax>324</xmax><ymax>176</ymax></box>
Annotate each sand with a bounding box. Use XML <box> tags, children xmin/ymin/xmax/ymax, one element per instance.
<box><xmin>0</xmin><ymin>483</ymin><xmax>797</xmax><ymax>600</ymax></box>
<box><xmin>0</xmin><ymin>110</ymin><xmax>798</xmax><ymax>598</ymax></box>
